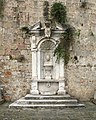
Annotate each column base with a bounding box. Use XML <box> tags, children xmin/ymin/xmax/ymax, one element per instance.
<box><xmin>57</xmin><ymin>90</ymin><xmax>66</xmax><ymax>95</ymax></box>
<box><xmin>30</xmin><ymin>90</ymin><xmax>39</xmax><ymax>95</ymax></box>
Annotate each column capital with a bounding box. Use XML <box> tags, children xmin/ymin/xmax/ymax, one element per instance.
<box><xmin>31</xmin><ymin>49</ymin><xmax>38</xmax><ymax>52</ymax></box>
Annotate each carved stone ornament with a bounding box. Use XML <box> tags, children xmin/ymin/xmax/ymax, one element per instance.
<box><xmin>44</xmin><ymin>20</ymin><xmax>51</xmax><ymax>38</ymax></box>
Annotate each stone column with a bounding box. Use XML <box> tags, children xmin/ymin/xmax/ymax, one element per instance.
<box><xmin>58</xmin><ymin>59</ymin><xmax>66</xmax><ymax>95</ymax></box>
<box><xmin>59</xmin><ymin>59</ymin><xmax>64</xmax><ymax>78</ymax></box>
<box><xmin>32</xmin><ymin>50</ymin><xmax>37</xmax><ymax>79</ymax></box>
<box><xmin>0</xmin><ymin>87</ymin><xmax>2</xmax><ymax>101</ymax></box>
<box><xmin>38</xmin><ymin>51</ymin><xmax>40</xmax><ymax>80</ymax></box>
<box><xmin>30</xmin><ymin>36</ymin><xmax>39</xmax><ymax>94</ymax></box>
<box><xmin>55</xmin><ymin>63</ymin><xmax>59</xmax><ymax>80</ymax></box>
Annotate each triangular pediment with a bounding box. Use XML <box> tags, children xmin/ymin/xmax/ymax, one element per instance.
<box><xmin>30</xmin><ymin>21</ymin><xmax>64</xmax><ymax>31</ymax></box>
<box><xmin>55</xmin><ymin>23</ymin><xmax>64</xmax><ymax>30</ymax></box>
<box><xmin>30</xmin><ymin>21</ymin><xmax>41</xmax><ymax>30</ymax></box>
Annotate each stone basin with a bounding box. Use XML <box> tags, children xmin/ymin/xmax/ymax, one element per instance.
<box><xmin>38</xmin><ymin>82</ymin><xmax>59</xmax><ymax>95</ymax></box>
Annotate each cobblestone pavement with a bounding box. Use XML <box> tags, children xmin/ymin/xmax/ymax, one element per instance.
<box><xmin>0</xmin><ymin>102</ymin><xmax>96</xmax><ymax>120</ymax></box>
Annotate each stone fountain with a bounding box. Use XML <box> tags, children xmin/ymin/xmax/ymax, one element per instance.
<box><xmin>9</xmin><ymin>21</ymin><xmax>84</xmax><ymax>108</ymax></box>
<box><xmin>30</xmin><ymin>21</ymin><xmax>66</xmax><ymax>96</ymax></box>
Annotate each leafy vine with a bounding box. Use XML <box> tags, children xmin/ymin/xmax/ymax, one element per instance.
<box><xmin>43</xmin><ymin>1</ymin><xmax>49</xmax><ymax>21</ymax></box>
<box><xmin>0</xmin><ymin>0</ymin><xmax>5</xmax><ymax>19</ymax></box>
<box><xmin>51</xmin><ymin>2</ymin><xmax>75</xmax><ymax>65</ymax></box>
<box><xmin>51</xmin><ymin>2</ymin><xmax>66</xmax><ymax>26</ymax></box>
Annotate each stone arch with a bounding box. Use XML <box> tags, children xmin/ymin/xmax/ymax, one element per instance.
<box><xmin>40</xmin><ymin>40</ymin><xmax>55</xmax><ymax>50</ymax></box>
<box><xmin>36</xmin><ymin>37</ymin><xmax>58</xmax><ymax>81</ymax></box>
<box><xmin>37</xmin><ymin>37</ymin><xmax>58</xmax><ymax>50</ymax></box>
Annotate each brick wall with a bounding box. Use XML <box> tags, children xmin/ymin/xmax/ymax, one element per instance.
<box><xmin>0</xmin><ymin>0</ymin><xmax>96</xmax><ymax>100</ymax></box>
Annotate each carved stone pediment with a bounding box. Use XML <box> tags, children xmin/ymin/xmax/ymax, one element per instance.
<box><xmin>30</xmin><ymin>21</ymin><xmax>64</xmax><ymax>32</ymax></box>
<box><xmin>30</xmin><ymin>21</ymin><xmax>41</xmax><ymax>30</ymax></box>
<box><xmin>55</xmin><ymin>23</ymin><xmax>64</xmax><ymax>30</ymax></box>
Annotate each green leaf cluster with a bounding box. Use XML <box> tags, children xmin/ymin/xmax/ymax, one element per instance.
<box><xmin>51</xmin><ymin>2</ymin><xmax>75</xmax><ymax>65</ymax></box>
<box><xmin>0</xmin><ymin>0</ymin><xmax>5</xmax><ymax>18</ymax></box>
<box><xmin>43</xmin><ymin>1</ymin><xmax>49</xmax><ymax>21</ymax></box>
<box><xmin>54</xmin><ymin>27</ymin><xmax>75</xmax><ymax>65</ymax></box>
<box><xmin>51</xmin><ymin>2</ymin><xmax>66</xmax><ymax>25</ymax></box>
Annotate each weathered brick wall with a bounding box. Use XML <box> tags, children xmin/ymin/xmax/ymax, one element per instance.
<box><xmin>65</xmin><ymin>0</ymin><xmax>96</xmax><ymax>100</ymax></box>
<box><xmin>0</xmin><ymin>0</ymin><xmax>96</xmax><ymax>100</ymax></box>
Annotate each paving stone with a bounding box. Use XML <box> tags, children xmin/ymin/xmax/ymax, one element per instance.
<box><xmin>0</xmin><ymin>102</ymin><xmax>96</xmax><ymax>120</ymax></box>
<box><xmin>0</xmin><ymin>0</ymin><xmax>96</xmax><ymax>103</ymax></box>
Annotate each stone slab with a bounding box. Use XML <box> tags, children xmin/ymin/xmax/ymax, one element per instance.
<box><xmin>25</xmin><ymin>94</ymin><xmax>71</xmax><ymax>99</ymax></box>
<box><xmin>9</xmin><ymin>103</ymin><xmax>85</xmax><ymax>108</ymax></box>
<box><xmin>17</xmin><ymin>98</ymin><xmax>78</xmax><ymax>103</ymax></box>
<box><xmin>9</xmin><ymin>94</ymin><xmax>85</xmax><ymax>108</ymax></box>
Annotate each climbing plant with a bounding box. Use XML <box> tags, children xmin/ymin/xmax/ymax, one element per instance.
<box><xmin>51</xmin><ymin>2</ymin><xmax>66</xmax><ymax>26</ymax></box>
<box><xmin>51</xmin><ymin>2</ymin><xmax>75</xmax><ymax>65</ymax></box>
<box><xmin>43</xmin><ymin>1</ymin><xmax>49</xmax><ymax>21</ymax></box>
<box><xmin>54</xmin><ymin>26</ymin><xmax>75</xmax><ymax>65</ymax></box>
<box><xmin>0</xmin><ymin>0</ymin><xmax>5</xmax><ymax>19</ymax></box>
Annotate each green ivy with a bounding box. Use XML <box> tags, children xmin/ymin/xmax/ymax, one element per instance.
<box><xmin>0</xmin><ymin>0</ymin><xmax>5</xmax><ymax>18</ymax></box>
<box><xmin>76</xmin><ymin>29</ymin><xmax>81</xmax><ymax>38</ymax></box>
<box><xmin>51</xmin><ymin>2</ymin><xmax>66</xmax><ymax>26</ymax></box>
<box><xmin>0</xmin><ymin>0</ymin><xmax>5</xmax><ymax>19</ymax></box>
<box><xmin>43</xmin><ymin>1</ymin><xmax>49</xmax><ymax>21</ymax></box>
<box><xmin>54</xmin><ymin>27</ymin><xmax>75</xmax><ymax>65</ymax></box>
<box><xmin>51</xmin><ymin>2</ymin><xmax>75</xmax><ymax>65</ymax></box>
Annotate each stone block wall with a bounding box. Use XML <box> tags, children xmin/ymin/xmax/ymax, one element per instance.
<box><xmin>0</xmin><ymin>0</ymin><xmax>96</xmax><ymax>100</ymax></box>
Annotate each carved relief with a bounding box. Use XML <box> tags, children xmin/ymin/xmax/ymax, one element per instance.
<box><xmin>43</xmin><ymin>51</ymin><xmax>53</xmax><ymax>79</ymax></box>
<box><xmin>44</xmin><ymin>21</ymin><xmax>51</xmax><ymax>38</ymax></box>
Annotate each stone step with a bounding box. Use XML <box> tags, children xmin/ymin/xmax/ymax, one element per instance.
<box><xmin>9</xmin><ymin>94</ymin><xmax>85</xmax><ymax>108</ymax></box>
<box><xmin>15</xmin><ymin>98</ymin><xmax>78</xmax><ymax>104</ymax></box>
<box><xmin>9</xmin><ymin>103</ymin><xmax>85</xmax><ymax>108</ymax></box>
<box><xmin>25</xmin><ymin>94</ymin><xmax>72</xmax><ymax>100</ymax></box>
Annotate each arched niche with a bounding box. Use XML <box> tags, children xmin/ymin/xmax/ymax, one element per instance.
<box><xmin>37</xmin><ymin>39</ymin><xmax>57</xmax><ymax>80</ymax></box>
<box><xmin>30</xmin><ymin>37</ymin><xmax>66</xmax><ymax>95</ymax></box>
<box><xmin>37</xmin><ymin>38</ymin><xmax>57</xmax><ymax>50</ymax></box>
